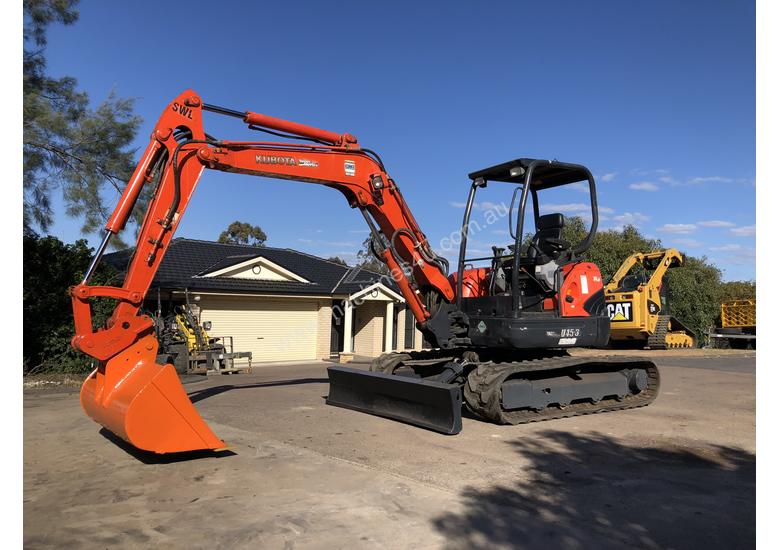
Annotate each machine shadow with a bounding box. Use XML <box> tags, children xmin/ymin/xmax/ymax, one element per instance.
<box><xmin>188</xmin><ymin>378</ymin><xmax>329</xmax><ymax>404</ymax></box>
<box><xmin>432</xmin><ymin>430</ymin><xmax>755</xmax><ymax>549</ymax></box>
<box><xmin>99</xmin><ymin>428</ymin><xmax>237</xmax><ymax>464</ymax></box>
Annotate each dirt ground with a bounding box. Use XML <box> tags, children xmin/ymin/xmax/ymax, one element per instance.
<box><xmin>24</xmin><ymin>350</ymin><xmax>755</xmax><ymax>549</ymax></box>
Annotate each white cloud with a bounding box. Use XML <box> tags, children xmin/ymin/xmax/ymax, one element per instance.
<box><xmin>612</xmin><ymin>212</ymin><xmax>650</xmax><ymax>225</ymax></box>
<box><xmin>627</xmin><ymin>171</ymin><xmax>752</xmax><ymax>190</ymax></box>
<box><xmin>347</xmin><ymin>229</ymin><xmax>368</xmax><ymax>234</ymax></box>
<box><xmin>539</xmin><ymin>203</ymin><xmax>591</xmax><ymax>213</ymax></box>
<box><xmin>539</xmin><ymin>204</ymin><xmax>612</xmax><ymax>222</ymax></box>
<box><xmin>297</xmin><ymin>238</ymin><xmax>356</xmax><ymax>247</ymax></box>
<box><xmin>697</xmin><ymin>220</ymin><xmax>736</xmax><ymax>228</ymax></box>
<box><xmin>672</xmin><ymin>238</ymin><xmax>702</xmax><ymax>248</ymax></box>
<box><xmin>688</xmin><ymin>176</ymin><xmax>732</xmax><ymax>184</ymax></box>
<box><xmin>629</xmin><ymin>181</ymin><xmax>659</xmax><ymax>192</ymax></box>
<box><xmin>709</xmin><ymin>244</ymin><xmax>742</xmax><ymax>252</ymax></box>
<box><xmin>708</xmin><ymin>244</ymin><xmax>756</xmax><ymax>265</ymax></box>
<box><xmin>658</xmin><ymin>223</ymin><xmax>697</xmax><ymax>234</ymax></box>
<box><xmin>571</xmin><ymin>182</ymin><xmax>590</xmax><ymax>193</ymax></box>
<box><xmin>730</xmin><ymin>225</ymin><xmax>756</xmax><ymax>237</ymax></box>
<box><xmin>449</xmin><ymin>201</ymin><xmax>507</xmax><ymax>211</ymax></box>
<box><xmin>630</xmin><ymin>168</ymin><xmax>666</xmax><ymax>175</ymax></box>
<box><xmin>600</xmin><ymin>172</ymin><xmax>618</xmax><ymax>182</ymax></box>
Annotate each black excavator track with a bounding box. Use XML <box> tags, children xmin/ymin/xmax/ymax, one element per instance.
<box><xmin>462</xmin><ymin>354</ymin><xmax>660</xmax><ymax>425</ymax></box>
<box><xmin>327</xmin><ymin>350</ymin><xmax>661</xmax><ymax>432</ymax></box>
<box><xmin>648</xmin><ymin>314</ymin><xmax>670</xmax><ymax>350</ymax></box>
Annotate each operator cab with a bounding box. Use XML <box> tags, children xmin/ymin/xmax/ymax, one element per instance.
<box><xmin>451</xmin><ymin>157</ymin><xmax>601</xmax><ymax>317</ymax></box>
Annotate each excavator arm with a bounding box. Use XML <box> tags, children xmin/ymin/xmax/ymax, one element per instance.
<box><xmin>604</xmin><ymin>249</ymin><xmax>684</xmax><ymax>293</ymax></box>
<box><xmin>72</xmin><ymin>89</ymin><xmax>455</xmax><ymax>453</ymax></box>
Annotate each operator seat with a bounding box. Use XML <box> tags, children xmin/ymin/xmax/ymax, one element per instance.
<box><xmin>527</xmin><ymin>213</ymin><xmax>568</xmax><ymax>263</ymax></box>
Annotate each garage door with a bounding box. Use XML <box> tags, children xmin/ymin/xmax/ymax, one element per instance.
<box><xmin>199</xmin><ymin>296</ymin><xmax>318</xmax><ymax>363</ymax></box>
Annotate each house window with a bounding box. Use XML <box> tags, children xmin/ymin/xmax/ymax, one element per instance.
<box><xmin>252</xmin><ymin>264</ymin><xmax>262</xmax><ymax>275</ymax></box>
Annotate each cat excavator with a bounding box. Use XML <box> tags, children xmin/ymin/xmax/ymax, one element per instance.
<box><xmin>71</xmin><ymin>90</ymin><xmax>659</xmax><ymax>454</ymax></box>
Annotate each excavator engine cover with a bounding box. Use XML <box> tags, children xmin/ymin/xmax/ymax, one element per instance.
<box><xmin>80</xmin><ymin>334</ymin><xmax>226</xmax><ymax>454</ymax></box>
<box><xmin>326</xmin><ymin>366</ymin><xmax>463</xmax><ymax>434</ymax></box>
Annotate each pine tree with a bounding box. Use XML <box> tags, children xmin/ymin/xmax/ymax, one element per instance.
<box><xmin>23</xmin><ymin>0</ymin><xmax>142</xmax><ymax>246</ymax></box>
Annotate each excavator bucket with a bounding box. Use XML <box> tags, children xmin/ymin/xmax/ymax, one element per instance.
<box><xmin>80</xmin><ymin>335</ymin><xmax>225</xmax><ymax>454</ymax></box>
<box><xmin>326</xmin><ymin>366</ymin><xmax>463</xmax><ymax>434</ymax></box>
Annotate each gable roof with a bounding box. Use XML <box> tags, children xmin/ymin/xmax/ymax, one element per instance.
<box><xmin>199</xmin><ymin>254</ymin><xmax>311</xmax><ymax>282</ymax></box>
<box><xmin>103</xmin><ymin>238</ymin><xmax>396</xmax><ymax>297</ymax></box>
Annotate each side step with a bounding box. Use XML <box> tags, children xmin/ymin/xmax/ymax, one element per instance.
<box><xmin>326</xmin><ymin>366</ymin><xmax>463</xmax><ymax>435</ymax></box>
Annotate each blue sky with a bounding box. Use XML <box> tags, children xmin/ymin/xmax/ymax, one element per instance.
<box><xmin>40</xmin><ymin>0</ymin><xmax>755</xmax><ymax>280</ymax></box>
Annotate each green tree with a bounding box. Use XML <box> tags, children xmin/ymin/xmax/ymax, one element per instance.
<box><xmin>666</xmin><ymin>256</ymin><xmax>723</xmax><ymax>341</ymax></box>
<box><xmin>217</xmin><ymin>221</ymin><xmax>267</xmax><ymax>246</ymax></box>
<box><xmin>563</xmin><ymin>215</ymin><xmax>722</xmax><ymax>342</ymax></box>
<box><xmin>563</xmin><ymin>217</ymin><xmax>662</xmax><ymax>282</ymax></box>
<box><xmin>327</xmin><ymin>256</ymin><xmax>349</xmax><ymax>266</ymax></box>
<box><xmin>23</xmin><ymin>231</ymin><xmax>118</xmax><ymax>374</ymax></box>
<box><xmin>719</xmin><ymin>280</ymin><xmax>756</xmax><ymax>301</ymax></box>
<box><xmin>23</xmin><ymin>0</ymin><xmax>142</xmax><ymax>244</ymax></box>
<box><xmin>355</xmin><ymin>235</ymin><xmax>391</xmax><ymax>275</ymax></box>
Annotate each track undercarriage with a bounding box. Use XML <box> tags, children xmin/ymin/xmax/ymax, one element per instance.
<box><xmin>327</xmin><ymin>349</ymin><xmax>660</xmax><ymax>434</ymax></box>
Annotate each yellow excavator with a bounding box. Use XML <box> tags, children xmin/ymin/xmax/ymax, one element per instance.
<box><xmin>604</xmin><ymin>249</ymin><xmax>697</xmax><ymax>349</ymax></box>
<box><xmin>154</xmin><ymin>302</ymin><xmax>253</xmax><ymax>375</ymax></box>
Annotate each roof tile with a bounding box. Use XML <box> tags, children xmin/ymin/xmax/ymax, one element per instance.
<box><xmin>103</xmin><ymin>238</ymin><xmax>397</xmax><ymax>297</ymax></box>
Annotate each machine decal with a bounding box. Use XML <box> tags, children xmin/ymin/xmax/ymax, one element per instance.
<box><xmin>607</xmin><ymin>302</ymin><xmax>633</xmax><ymax>322</ymax></box>
<box><xmin>558</xmin><ymin>337</ymin><xmax>577</xmax><ymax>345</ymax></box>
<box><xmin>344</xmin><ymin>160</ymin><xmax>356</xmax><ymax>176</ymax></box>
<box><xmin>561</xmin><ymin>328</ymin><xmax>581</xmax><ymax>338</ymax></box>
<box><xmin>580</xmin><ymin>274</ymin><xmax>589</xmax><ymax>294</ymax></box>
<box><xmin>298</xmin><ymin>159</ymin><xmax>319</xmax><ymax>168</ymax></box>
<box><xmin>256</xmin><ymin>155</ymin><xmax>296</xmax><ymax>166</ymax></box>
<box><xmin>647</xmin><ymin>300</ymin><xmax>660</xmax><ymax>314</ymax></box>
<box><xmin>171</xmin><ymin>102</ymin><xmax>193</xmax><ymax>119</ymax></box>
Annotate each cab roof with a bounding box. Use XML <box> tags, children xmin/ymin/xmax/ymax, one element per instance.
<box><xmin>467</xmin><ymin>158</ymin><xmax>592</xmax><ymax>190</ymax></box>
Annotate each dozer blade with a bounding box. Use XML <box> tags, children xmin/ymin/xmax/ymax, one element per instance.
<box><xmin>80</xmin><ymin>335</ymin><xmax>225</xmax><ymax>454</ymax></box>
<box><xmin>326</xmin><ymin>366</ymin><xmax>463</xmax><ymax>435</ymax></box>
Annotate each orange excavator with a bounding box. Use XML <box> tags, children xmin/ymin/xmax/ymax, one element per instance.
<box><xmin>71</xmin><ymin>90</ymin><xmax>659</xmax><ymax>454</ymax></box>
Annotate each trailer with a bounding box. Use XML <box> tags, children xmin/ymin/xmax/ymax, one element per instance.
<box><xmin>708</xmin><ymin>299</ymin><xmax>756</xmax><ymax>349</ymax></box>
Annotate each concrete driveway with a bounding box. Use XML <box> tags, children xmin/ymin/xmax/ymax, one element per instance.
<box><xmin>24</xmin><ymin>351</ymin><xmax>755</xmax><ymax>549</ymax></box>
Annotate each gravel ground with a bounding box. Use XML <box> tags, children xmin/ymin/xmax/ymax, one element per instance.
<box><xmin>24</xmin><ymin>350</ymin><xmax>755</xmax><ymax>549</ymax></box>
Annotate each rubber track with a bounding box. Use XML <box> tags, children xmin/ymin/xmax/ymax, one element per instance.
<box><xmin>648</xmin><ymin>314</ymin><xmax>670</xmax><ymax>350</ymax></box>
<box><xmin>463</xmin><ymin>355</ymin><xmax>660</xmax><ymax>425</ymax></box>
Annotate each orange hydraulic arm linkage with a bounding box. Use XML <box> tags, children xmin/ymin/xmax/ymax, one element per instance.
<box><xmin>71</xmin><ymin>89</ymin><xmax>455</xmax><ymax>453</ymax></box>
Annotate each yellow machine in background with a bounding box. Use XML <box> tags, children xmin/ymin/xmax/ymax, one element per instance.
<box><xmin>155</xmin><ymin>303</ymin><xmax>253</xmax><ymax>375</ymax></box>
<box><xmin>604</xmin><ymin>248</ymin><xmax>697</xmax><ymax>349</ymax></box>
<box><xmin>709</xmin><ymin>299</ymin><xmax>756</xmax><ymax>349</ymax></box>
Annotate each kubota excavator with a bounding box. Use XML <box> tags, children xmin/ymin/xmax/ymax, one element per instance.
<box><xmin>71</xmin><ymin>90</ymin><xmax>659</xmax><ymax>454</ymax></box>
